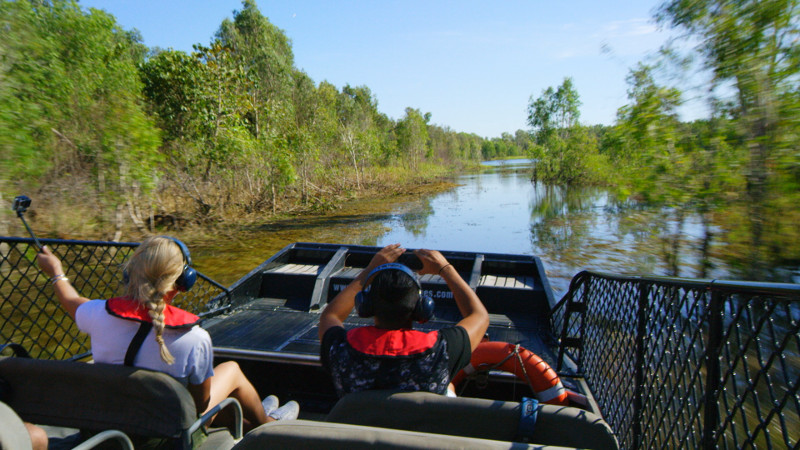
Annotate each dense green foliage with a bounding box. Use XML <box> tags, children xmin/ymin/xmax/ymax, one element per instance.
<box><xmin>609</xmin><ymin>0</ymin><xmax>798</xmax><ymax>276</ymax></box>
<box><xmin>526</xmin><ymin>78</ymin><xmax>610</xmax><ymax>185</ymax></box>
<box><xmin>521</xmin><ymin>1</ymin><xmax>800</xmax><ymax>276</ymax></box>
<box><xmin>655</xmin><ymin>0</ymin><xmax>800</xmax><ymax>276</ymax></box>
<box><xmin>1</xmin><ymin>0</ymin><xmax>521</xmax><ymax>236</ymax></box>
<box><xmin>1</xmin><ymin>0</ymin><xmax>161</xmax><ymax>237</ymax></box>
<box><xmin>3</xmin><ymin>0</ymin><xmax>797</xmax><ymax>277</ymax></box>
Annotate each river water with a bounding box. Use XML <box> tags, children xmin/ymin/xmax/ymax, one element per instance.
<box><xmin>193</xmin><ymin>159</ymin><xmax>737</xmax><ymax>297</ymax></box>
<box><xmin>367</xmin><ymin>159</ymin><xmax>731</xmax><ymax>296</ymax></box>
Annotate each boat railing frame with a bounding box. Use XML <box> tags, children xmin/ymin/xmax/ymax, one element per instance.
<box><xmin>0</xmin><ymin>237</ymin><xmax>230</xmax><ymax>361</ymax></box>
<box><xmin>4</xmin><ymin>237</ymin><xmax>798</xmax><ymax>448</ymax></box>
<box><xmin>551</xmin><ymin>270</ymin><xmax>800</xmax><ymax>449</ymax></box>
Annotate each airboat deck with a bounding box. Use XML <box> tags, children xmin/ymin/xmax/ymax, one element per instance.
<box><xmin>4</xmin><ymin>236</ymin><xmax>795</xmax><ymax>447</ymax></box>
<box><xmin>202</xmin><ymin>242</ymin><xmax>559</xmax><ymax>369</ymax></box>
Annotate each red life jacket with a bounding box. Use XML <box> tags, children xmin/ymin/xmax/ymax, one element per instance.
<box><xmin>346</xmin><ymin>326</ymin><xmax>439</xmax><ymax>356</ymax></box>
<box><xmin>105</xmin><ymin>297</ymin><xmax>200</xmax><ymax>329</ymax></box>
<box><xmin>326</xmin><ymin>326</ymin><xmax>451</xmax><ymax>396</ymax></box>
<box><xmin>105</xmin><ymin>297</ymin><xmax>200</xmax><ymax>367</ymax></box>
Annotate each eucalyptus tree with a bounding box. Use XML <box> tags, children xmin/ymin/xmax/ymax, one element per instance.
<box><xmin>428</xmin><ymin>125</ymin><xmax>467</xmax><ymax>162</ymax></box>
<box><xmin>657</xmin><ymin>0</ymin><xmax>800</xmax><ymax>275</ymax></box>
<box><xmin>141</xmin><ymin>41</ymin><xmax>258</xmax><ymax>218</ymax></box>
<box><xmin>289</xmin><ymin>70</ymin><xmax>324</xmax><ymax>204</ymax></box>
<box><xmin>612</xmin><ymin>64</ymin><xmax>690</xmax><ymax>275</ymax></box>
<box><xmin>612</xmin><ymin>63</ymin><xmax>749</xmax><ymax>277</ymax></box>
<box><xmin>140</xmin><ymin>50</ymin><xmax>210</xmax><ymax>150</ymax></box>
<box><xmin>457</xmin><ymin>133</ymin><xmax>483</xmax><ymax>161</ymax></box>
<box><xmin>613</xmin><ymin>64</ymin><xmax>683</xmax><ymax>192</ymax></box>
<box><xmin>312</xmin><ymin>81</ymin><xmax>342</xmax><ymax>168</ymax></box>
<box><xmin>337</xmin><ymin>84</ymin><xmax>381</xmax><ymax>188</ymax></box>
<box><xmin>528</xmin><ymin>78</ymin><xmax>581</xmax><ymax>144</ymax></box>
<box><xmin>216</xmin><ymin>0</ymin><xmax>296</xmax><ymax>212</ymax></box>
<box><xmin>514</xmin><ymin>130</ymin><xmax>533</xmax><ymax>154</ymax></box>
<box><xmin>0</xmin><ymin>0</ymin><xmax>43</xmax><ymax>199</ymax></box>
<box><xmin>396</xmin><ymin>108</ymin><xmax>430</xmax><ymax>170</ymax></box>
<box><xmin>192</xmin><ymin>42</ymin><xmax>251</xmax><ymax>189</ymax></box>
<box><xmin>677</xmin><ymin>116</ymin><xmax>744</xmax><ymax>277</ymax></box>
<box><xmin>527</xmin><ymin>78</ymin><xmax>607</xmax><ymax>185</ymax></box>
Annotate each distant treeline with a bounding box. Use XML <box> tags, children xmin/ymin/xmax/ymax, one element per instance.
<box><xmin>0</xmin><ymin>0</ymin><xmax>526</xmax><ymax>238</ymax></box>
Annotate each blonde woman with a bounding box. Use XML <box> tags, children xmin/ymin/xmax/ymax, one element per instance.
<box><xmin>36</xmin><ymin>236</ymin><xmax>298</xmax><ymax>432</ymax></box>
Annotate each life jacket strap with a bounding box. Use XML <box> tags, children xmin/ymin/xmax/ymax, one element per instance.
<box><xmin>124</xmin><ymin>321</ymin><xmax>153</xmax><ymax>366</ymax></box>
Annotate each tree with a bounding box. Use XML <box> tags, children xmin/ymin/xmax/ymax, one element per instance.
<box><xmin>396</xmin><ymin>108</ymin><xmax>430</xmax><ymax>170</ymax></box>
<box><xmin>657</xmin><ymin>0</ymin><xmax>800</xmax><ymax>276</ymax></box>
<box><xmin>612</xmin><ymin>64</ymin><xmax>689</xmax><ymax>275</ymax></box>
<box><xmin>289</xmin><ymin>70</ymin><xmax>321</xmax><ymax>204</ymax></box>
<box><xmin>140</xmin><ymin>50</ymin><xmax>210</xmax><ymax>147</ymax></box>
<box><xmin>216</xmin><ymin>0</ymin><xmax>297</xmax><ymax>212</ymax></box>
<box><xmin>528</xmin><ymin>78</ymin><xmax>581</xmax><ymax>145</ymax></box>
<box><xmin>0</xmin><ymin>0</ymin><xmax>161</xmax><ymax>238</ymax></box>
<box><xmin>612</xmin><ymin>64</ymin><xmax>683</xmax><ymax>192</ymax></box>
<box><xmin>526</xmin><ymin>78</ymin><xmax>607</xmax><ymax>185</ymax></box>
<box><xmin>337</xmin><ymin>85</ymin><xmax>381</xmax><ymax>188</ymax></box>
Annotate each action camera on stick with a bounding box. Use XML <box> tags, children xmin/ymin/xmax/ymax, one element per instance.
<box><xmin>12</xmin><ymin>195</ymin><xmax>31</xmax><ymax>214</ymax></box>
<box><xmin>12</xmin><ymin>195</ymin><xmax>43</xmax><ymax>251</ymax></box>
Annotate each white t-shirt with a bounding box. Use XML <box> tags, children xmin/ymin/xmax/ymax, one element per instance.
<box><xmin>75</xmin><ymin>300</ymin><xmax>215</xmax><ymax>385</ymax></box>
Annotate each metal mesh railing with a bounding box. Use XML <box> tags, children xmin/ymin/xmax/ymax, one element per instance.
<box><xmin>552</xmin><ymin>270</ymin><xmax>800</xmax><ymax>450</ymax></box>
<box><xmin>0</xmin><ymin>237</ymin><xmax>230</xmax><ymax>360</ymax></box>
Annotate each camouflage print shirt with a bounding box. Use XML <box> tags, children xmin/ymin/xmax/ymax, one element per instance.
<box><xmin>321</xmin><ymin>325</ymin><xmax>471</xmax><ymax>397</ymax></box>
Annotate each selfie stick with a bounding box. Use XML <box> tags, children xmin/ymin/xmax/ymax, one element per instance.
<box><xmin>12</xmin><ymin>195</ymin><xmax>44</xmax><ymax>252</ymax></box>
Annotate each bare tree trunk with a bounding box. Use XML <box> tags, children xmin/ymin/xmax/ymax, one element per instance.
<box><xmin>301</xmin><ymin>161</ymin><xmax>309</xmax><ymax>204</ymax></box>
<box><xmin>271</xmin><ymin>184</ymin><xmax>276</xmax><ymax>214</ymax></box>
<box><xmin>0</xmin><ymin>192</ymin><xmax>9</xmax><ymax>277</ymax></box>
<box><xmin>342</xmin><ymin>127</ymin><xmax>361</xmax><ymax>189</ymax></box>
<box><xmin>740</xmin><ymin>74</ymin><xmax>775</xmax><ymax>280</ymax></box>
<box><xmin>349</xmin><ymin>147</ymin><xmax>361</xmax><ymax>190</ymax></box>
<box><xmin>113</xmin><ymin>204</ymin><xmax>123</xmax><ymax>242</ymax></box>
<box><xmin>668</xmin><ymin>208</ymin><xmax>685</xmax><ymax>277</ymax></box>
<box><xmin>699</xmin><ymin>210</ymin><xmax>714</xmax><ymax>279</ymax></box>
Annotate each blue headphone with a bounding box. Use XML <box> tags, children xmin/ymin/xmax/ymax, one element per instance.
<box><xmin>355</xmin><ymin>263</ymin><xmax>435</xmax><ymax>324</ymax></box>
<box><xmin>166</xmin><ymin>237</ymin><xmax>197</xmax><ymax>292</ymax></box>
<box><xmin>124</xmin><ymin>236</ymin><xmax>197</xmax><ymax>292</ymax></box>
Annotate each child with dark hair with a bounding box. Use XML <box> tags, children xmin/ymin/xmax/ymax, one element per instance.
<box><xmin>369</xmin><ymin>268</ymin><xmax>420</xmax><ymax>328</ymax></box>
<box><xmin>318</xmin><ymin>244</ymin><xmax>489</xmax><ymax>397</ymax></box>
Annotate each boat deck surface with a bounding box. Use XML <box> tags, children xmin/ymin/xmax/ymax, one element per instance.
<box><xmin>204</xmin><ymin>300</ymin><xmax>557</xmax><ymax>367</ymax></box>
<box><xmin>204</xmin><ymin>253</ymin><xmax>558</xmax><ymax>367</ymax></box>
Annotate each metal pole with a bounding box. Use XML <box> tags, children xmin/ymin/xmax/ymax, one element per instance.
<box><xmin>702</xmin><ymin>289</ymin><xmax>723</xmax><ymax>449</ymax></box>
<box><xmin>632</xmin><ymin>281</ymin><xmax>649</xmax><ymax>449</ymax></box>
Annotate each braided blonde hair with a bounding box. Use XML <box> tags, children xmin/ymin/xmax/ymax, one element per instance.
<box><xmin>123</xmin><ymin>236</ymin><xmax>186</xmax><ymax>364</ymax></box>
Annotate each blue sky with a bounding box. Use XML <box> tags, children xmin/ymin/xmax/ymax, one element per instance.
<box><xmin>78</xmin><ymin>0</ymin><xmax>694</xmax><ymax>138</ymax></box>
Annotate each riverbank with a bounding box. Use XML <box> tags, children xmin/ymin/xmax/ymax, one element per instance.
<box><xmin>2</xmin><ymin>162</ymin><xmax>466</xmax><ymax>251</ymax></box>
<box><xmin>185</xmin><ymin>175</ymin><xmax>462</xmax><ymax>285</ymax></box>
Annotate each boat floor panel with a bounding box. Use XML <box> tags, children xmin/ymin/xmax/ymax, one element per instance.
<box><xmin>205</xmin><ymin>299</ymin><xmax>558</xmax><ymax>367</ymax></box>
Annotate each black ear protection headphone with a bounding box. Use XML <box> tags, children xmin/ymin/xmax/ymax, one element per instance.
<box><xmin>355</xmin><ymin>263</ymin><xmax>435</xmax><ymax>324</ymax></box>
<box><xmin>123</xmin><ymin>236</ymin><xmax>197</xmax><ymax>292</ymax></box>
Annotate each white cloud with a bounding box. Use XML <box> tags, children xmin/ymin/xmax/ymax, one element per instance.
<box><xmin>599</xmin><ymin>18</ymin><xmax>658</xmax><ymax>38</ymax></box>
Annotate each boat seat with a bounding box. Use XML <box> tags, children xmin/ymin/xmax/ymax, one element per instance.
<box><xmin>326</xmin><ymin>390</ymin><xmax>619</xmax><ymax>450</ymax></box>
<box><xmin>232</xmin><ymin>419</ymin><xmax>566</xmax><ymax>449</ymax></box>
<box><xmin>0</xmin><ymin>356</ymin><xmax>242</xmax><ymax>450</ymax></box>
<box><xmin>0</xmin><ymin>400</ymin><xmax>34</xmax><ymax>450</ymax></box>
<box><xmin>1</xmin><ymin>400</ymin><xmax>139</xmax><ymax>450</ymax></box>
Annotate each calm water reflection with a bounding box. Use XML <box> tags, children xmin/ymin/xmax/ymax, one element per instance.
<box><xmin>374</xmin><ymin>160</ymin><xmax>728</xmax><ymax>296</ymax></box>
<box><xmin>196</xmin><ymin>159</ymin><xmax>732</xmax><ymax>296</ymax></box>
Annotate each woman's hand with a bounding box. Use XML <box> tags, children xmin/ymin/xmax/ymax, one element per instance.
<box><xmin>365</xmin><ymin>243</ymin><xmax>405</xmax><ymax>272</ymax></box>
<box><xmin>36</xmin><ymin>246</ymin><xmax>64</xmax><ymax>278</ymax></box>
<box><xmin>35</xmin><ymin>245</ymin><xmax>90</xmax><ymax>320</ymax></box>
<box><xmin>414</xmin><ymin>249</ymin><xmax>450</xmax><ymax>275</ymax></box>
